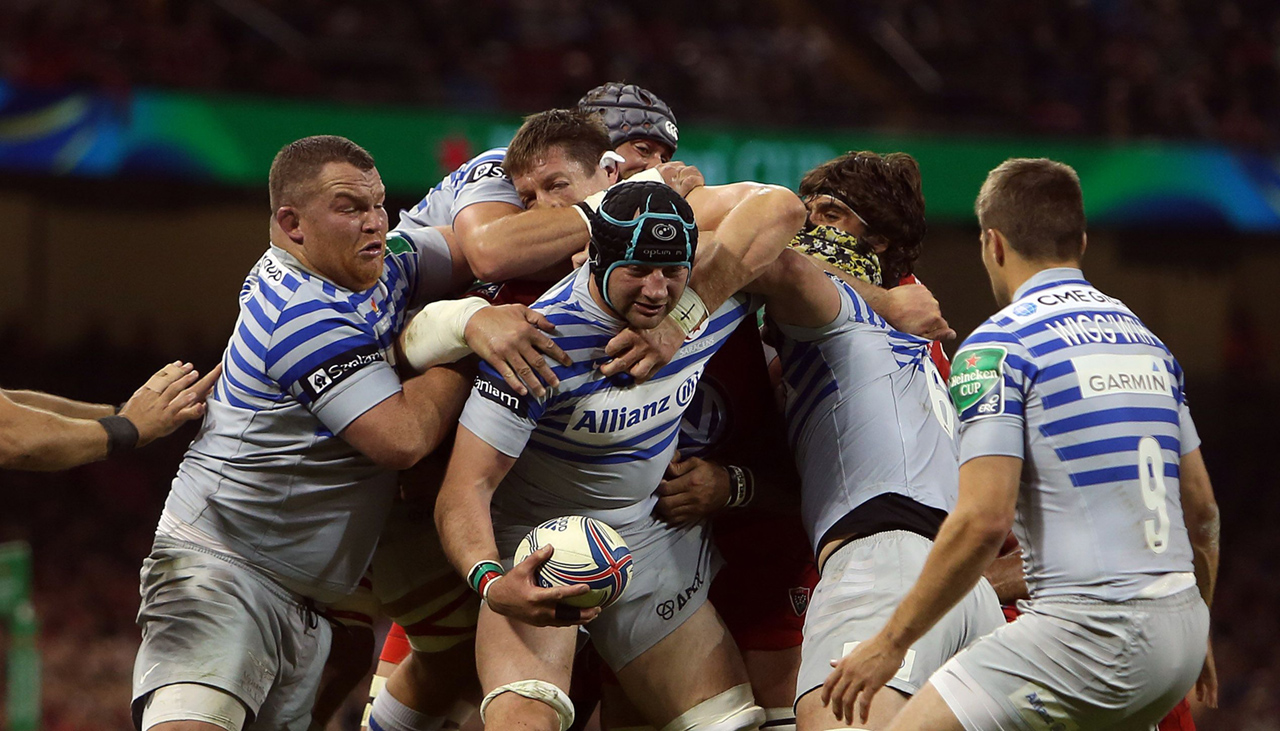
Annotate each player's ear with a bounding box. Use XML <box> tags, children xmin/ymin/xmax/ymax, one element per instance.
<box><xmin>1079</xmin><ymin>232</ymin><xmax>1088</xmax><ymax>261</ymax></box>
<box><xmin>275</xmin><ymin>206</ymin><xmax>304</xmax><ymax>245</ymax></box>
<box><xmin>987</xmin><ymin>228</ymin><xmax>1007</xmax><ymax>267</ymax></box>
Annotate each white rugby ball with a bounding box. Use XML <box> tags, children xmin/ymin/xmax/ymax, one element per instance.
<box><xmin>514</xmin><ymin>516</ymin><xmax>634</xmax><ymax>608</ymax></box>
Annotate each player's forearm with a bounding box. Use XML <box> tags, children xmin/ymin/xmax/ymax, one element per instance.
<box><xmin>1179</xmin><ymin>449</ymin><xmax>1220</xmax><ymax>609</ymax></box>
<box><xmin>465</xmin><ymin>208</ymin><xmax>588</xmax><ymax>282</ymax></box>
<box><xmin>882</xmin><ymin>507</ymin><xmax>1008</xmax><ymax>651</ymax></box>
<box><xmin>688</xmin><ymin>186</ymin><xmax>806</xmax><ymax>313</ymax></box>
<box><xmin>434</xmin><ymin>427</ymin><xmax>508</xmax><ymax>578</ymax></box>
<box><xmin>4</xmin><ymin>389</ymin><xmax>115</xmax><ymax>419</ymax></box>
<box><xmin>0</xmin><ymin>407</ymin><xmax>109</xmax><ymax>470</ymax></box>
<box><xmin>402</xmin><ymin>361</ymin><xmax>474</xmax><ymax>454</ymax></box>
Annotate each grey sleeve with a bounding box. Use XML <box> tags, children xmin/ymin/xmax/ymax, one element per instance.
<box><xmin>396</xmin><ymin>226</ymin><xmax>457</xmax><ymax>307</ymax></box>
<box><xmin>452</xmin><ymin>172</ymin><xmax>523</xmax><ymax>221</ymax></box>
<box><xmin>317</xmin><ymin>365</ymin><xmax>404</xmax><ymax>435</ymax></box>
<box><xmin>772</xmin><ymin>280</ymin><xmax>855</xmax><ymax>343</ymax></box>
<box><xmin>1178</xmin><ymin>402</ymin><xmax>1201</xmax><ymax>455</ymax></box>
<box><xmin>459</xmin><ymin>393</ymin><xmax>534</xmax><ymax>458</ymax></box>
<box><xmin>958</xmin><ymin>416</ymin><xmax>1026</xmax><ymax>465</ymax></box>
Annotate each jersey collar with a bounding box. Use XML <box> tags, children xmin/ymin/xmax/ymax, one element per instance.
<box><xmin>1012</xmin><ymin>267</ymin><xmax>1088</xmax><ymax>301</ymax></box>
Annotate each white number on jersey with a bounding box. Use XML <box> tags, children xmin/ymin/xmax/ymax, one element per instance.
<box><xmin>1137</xmin><ymin>436</ymin><xmax>1171</xmax><ymax>554</ymax></box>
<box><xmin>924</xmin><ymin>359</ymin><xmax>957</xmax><ymax>438</ymax></box>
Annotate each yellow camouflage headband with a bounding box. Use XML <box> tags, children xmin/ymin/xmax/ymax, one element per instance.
<box><xmin>789</xmin><ymin>224</ymin><xmax>882</xmax><ymax>287</ymax></box>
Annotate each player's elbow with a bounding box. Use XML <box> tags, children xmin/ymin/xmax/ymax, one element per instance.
<box><xmin>756</xmin><ymin>185</ymin><xmax>808</xmax><ymax>233</ymax></box>
<box><xmin>958</xmin><ymin>506</ymin><xmax>1016</xmax><ymax>554</ymax></box>
<box><xmin>458</xmin><ymin>237</ymin><xmax>507</xmax><ymax>283</ymax></box>
<box><xmin>371</xmin><ymin>442</ymin><xmax>427</xmax><ymax>471</ymax></box>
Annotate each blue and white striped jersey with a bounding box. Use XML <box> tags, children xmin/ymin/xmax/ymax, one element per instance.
<box><xmin>396</xmin><ymin>147</ymin><xmax>522</xmax><ymax>230</ymax></box>
<box><xmin>163</xmin><ymin>228</ymin><xmax>455</xmax><ymax>603</ymax></box>
<box><xmin>774</xmin><ymin>274</ymin><xmax>960</xmax><ymax>552</ymax></box>
<box><xmin>951</xmin><ymin>267</ymin><xmax>1198</xmax><ymax>603</ymax></box>
<box><xmin>459</xmin><ymin>266</ymin><xmax>757</xmax><ymax>542</ymax></box>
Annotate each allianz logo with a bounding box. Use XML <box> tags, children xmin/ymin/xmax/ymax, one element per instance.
<box><xmin>571</xmin><ymin>374</ymin><xmax>700</xmax><ymax>434</ymax></box>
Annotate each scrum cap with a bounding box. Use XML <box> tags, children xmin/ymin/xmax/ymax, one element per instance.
<box><xmin>586</xmin><ymin>181</ymin><xmax>697</xmax><ymax>310</ymax></box>
<box><xmin>579</xmin><ymin>82</ymin><xmax>679</xmax><ymax>153</ymax></box>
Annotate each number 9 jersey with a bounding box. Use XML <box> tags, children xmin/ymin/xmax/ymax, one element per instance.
<box><xmin>950</xmin><ymin>266</ymin><xmax>1197</xmax><ymax>603</ymax></box>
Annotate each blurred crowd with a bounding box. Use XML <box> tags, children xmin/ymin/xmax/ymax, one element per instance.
<box><xmin>1</xmin><ymin>0</ymin><xmax>1277</xmax><ymax>147</ymax></box>
<box><xmin>0</xmin><ymin>318</ymin><xmax>1276</xmax><ymax>727</ymax></box>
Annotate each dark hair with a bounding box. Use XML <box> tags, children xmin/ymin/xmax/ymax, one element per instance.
<box><xmin>268</xmin><ymin>135</ymin><xmax>375</xmax><ymax>210</ymax></box>
<box><xmin>799</xmin><ymin>151</ymin><xmax>926</xmax><ymax>284</ymax></box>
<box><xmin>504</xmin><ymin>109</ymin><xmax>612</xmax><ymax>179</ymax></box>
<box><xmin>975</xmin><ymin>158</ymin><xmax>1086</xmax><ymax>262</ymax></box>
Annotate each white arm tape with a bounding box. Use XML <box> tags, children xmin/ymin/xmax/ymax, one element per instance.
<box><xmin>480</xmin><ymin>680</ymin><xmax>575</xmax><ymax>731</ymax></box>
<box><xmin>626</xmin><ymin>166</ymin><xmax>667</xmax><ymax>185</ymax></box>
<box><xmin>399</xmin><ymin>297</ymin><xmax>488</xmax><ymax>371</ymax></box>
<box><xmin>668</xmin><ymin>286</ymin><xmax>709</xmax><ymax>337</ymax></box>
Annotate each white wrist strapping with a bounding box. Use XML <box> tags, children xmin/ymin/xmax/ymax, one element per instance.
<box><xmin>399</xmin><ymin>297</ymin><xmax>488</xmax><ymax>371</ymax></box>
<box><xmin>668</xmin><ymin>286</ymin><xmax>709</xmax><ymax>337</ymax></box>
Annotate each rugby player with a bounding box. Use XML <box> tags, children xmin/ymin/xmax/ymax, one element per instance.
<box><xmin>354</xmin><ymin>87</ymin><xmax>694</xmax><ymax>731</ymax></box>
<box><xmin>435</xmin><ymin>179</ymin><xmax>807</xmax><ymax>731</ymax></box>
<box><xmin>827</xmin><ymin>158</ymin><xmax>1219</xmax><ymax>730</ymax></box>
<box><xmin>0</xmin><ymin>361</ymin><xmax>218</xmax><ymax>471</ymax></box>
<box><xmin>130</xmin><ymin>135</ymin><xmax>572</xmax><ymax>731</ymax></box>
<box><xmin>361</xmin><ymin>105</ymin><xmax>951</xmax><ymax>731</ymax></box>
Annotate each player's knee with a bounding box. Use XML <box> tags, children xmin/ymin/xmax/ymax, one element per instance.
<box><xmin>660</xmin><ymin>684</ymin><xmax>765</xmax><ymax>731</ymax></box>
<box><xmin>479</xmin><ymin>679</ymin><xmax>574</xmax><ymax>731</ymax></box>
<box><xmin>139</xmin><ymin>683</ymin><xmax>248</xmax><ymax>731</ymax></box>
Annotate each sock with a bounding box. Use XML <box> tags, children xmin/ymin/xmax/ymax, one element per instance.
<box><xmin>368</xmin><ymin>691</ymin><xmax>446</xmax><ymax>731</ymax></box>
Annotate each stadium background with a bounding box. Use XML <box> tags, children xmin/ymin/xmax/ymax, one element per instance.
<box><xmin>0</xmin><ymin>0</ymin><xmax>1277</xmax><ymax>728</ymax></box>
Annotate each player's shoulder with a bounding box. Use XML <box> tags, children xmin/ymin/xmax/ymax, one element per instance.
<box><xmin>456</xmin><ymin>147</ymin><xmax>511</xmax><ymax>186</ymax></box>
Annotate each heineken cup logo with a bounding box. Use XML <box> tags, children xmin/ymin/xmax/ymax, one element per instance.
<box><xmin>949</xmin><ymin>346</ymin><xmax>1008</xmax><ymax>420</ymax></box>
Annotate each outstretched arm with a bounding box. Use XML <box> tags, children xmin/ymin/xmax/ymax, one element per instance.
<box><xmin>3</xmin><ymin>390</ymin><xmax>115</xmax><ymax>420</ymax></box>
<box><xmin>0</xmin><ymin>361</ymin><xmax>218</xmax><ymax>471</ymax></box>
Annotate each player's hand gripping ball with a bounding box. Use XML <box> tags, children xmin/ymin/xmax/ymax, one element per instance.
<box><xmin>514</xmin><ymin>516</ymin><xmax>634</xmax><ymax>608</ymax></box>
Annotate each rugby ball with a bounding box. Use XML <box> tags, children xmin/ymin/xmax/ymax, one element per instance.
<box><xmin>514</xmin><ymin>516</ymin><xmax>634</xmax><ymax>608</ymax></box>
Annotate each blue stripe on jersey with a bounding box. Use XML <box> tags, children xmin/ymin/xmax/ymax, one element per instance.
<box><xmin>278</xmin><ymin>298</ymin><xmax>359</xmax><ymax>327</ymax></box>
<box><xmin>531</xmin><ymin>421</ymin><xmax>682</xmax><ymax>465</ymax></box>
<box><xmin>216</xmin><ymin>380</ymin><xmax>258</xmax><ymax>411</ymax></box>
<box><xmin>244</xmin><ymin>297</ymin><xmax>278</xmax><ymax>337</ymax></box>
<box><xmin>550</xmin><ymin>360</ymin><xmax>598</xmax><ymax>381</ymax></box>
<box><xmin>257</xmin><ymin>281</ymin><xmax>290</xmax><ymax>312</ymax></box>
<box><xmin>268</xmin><ymin>319</ymin><xmax>373</xmax><ymax>371</ymax></box>
<box><xmin>553</xmin><ymin>334</ymin><xmax>612</xmax><ymax>352</ymax></box>
<box><xmin>783</xmin><ymin>341</ymin><xmax>821</xmax><ymax>383</ymax></box>
<box><xmin>321</xmin><ymin>282</ymin><xmax>336</xmax><ymax>297</ymax></box>
<box><xmin>228</xmin><ymin>344</ymin><xmax>273</xmax><ymax>388</ymax></box>
<box><xmin>1041</xmin><ymin>386</ymin><xmax>1082</xmax><ymax>410</ymax></box>
<box><xmin>1038</xmin><ymin>360</ymin><xmax>1075</xmax><ymax>383</ymax></box>
<box><xmin>961</xmin><ymin>330</ymin><xmax>1022</xmax><ymax>347</ymax></box>
<box><xmin>534</xmin><ymin>278</ymin><xmax>577</xmax><ymax>309</ymax></box>
<box><xmin>532</xmin><ymin>412</ymin><xmax>684</xmax><ymax>451</ymax></box>
<box><xmin>1055</xmin><ymin>434</ymin><xmax>1181</xmax><ymax>462</ymax></box>
<box><xmin>236</xmin><ymin>322</ymin><xmax>268</xmax><ymax>359</ymax></box>
<box><xmin>278</xmin><ymin>334</ymin><xmax>379</xmax><ymax>391</ymax></box>
<box><xmin>790</xmin><ymin>380</ymin><xmax>838</xmax><ymax>446</ymax></box>
<box><xmin>1069</xmin><ymin>461</ymin><xmax>1179</xmax><ymax>488</ymax></box>
<box><xmin>545</xmin><ymin>313</ymin><xmax>601</xmax><ymax>327</ymax></box>
<box><xmin>1040</xmin><ymin>406</ymin><xmax>1179</xmax><ymax>437</ymax></box>
<box><xmin>222</xmin><ymin>369</ymin><xmax>285</xmax><ymax>403</ymax></box>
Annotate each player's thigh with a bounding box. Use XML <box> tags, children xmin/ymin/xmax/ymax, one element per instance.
<box><xmin>614</xmin><ymin>601</ymin><xmax>751</xmax><ymax>727</ymax></box>
<box><xmin>741</xmin><ymin>646</ymin><xmax>803</xmax><ymax>710</ymax></box>
<box><xmin>884</xmin><ymin>683</ymin><xmax>965</xmax><ymax>731</ymax></box>
<box><xmin>796</xmin><ymin>532</ymin><xmax>1002</xmax><ymax>710</ymax></box>
<box><xmin>133</xmin><ymin>541</ymin><xmax>329</xmax><ymax>731</ymax></box>
<box><xmin>795</xmin><ymin>683</ymin><xmax>908</xmax><ymax>731</ymax></box>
